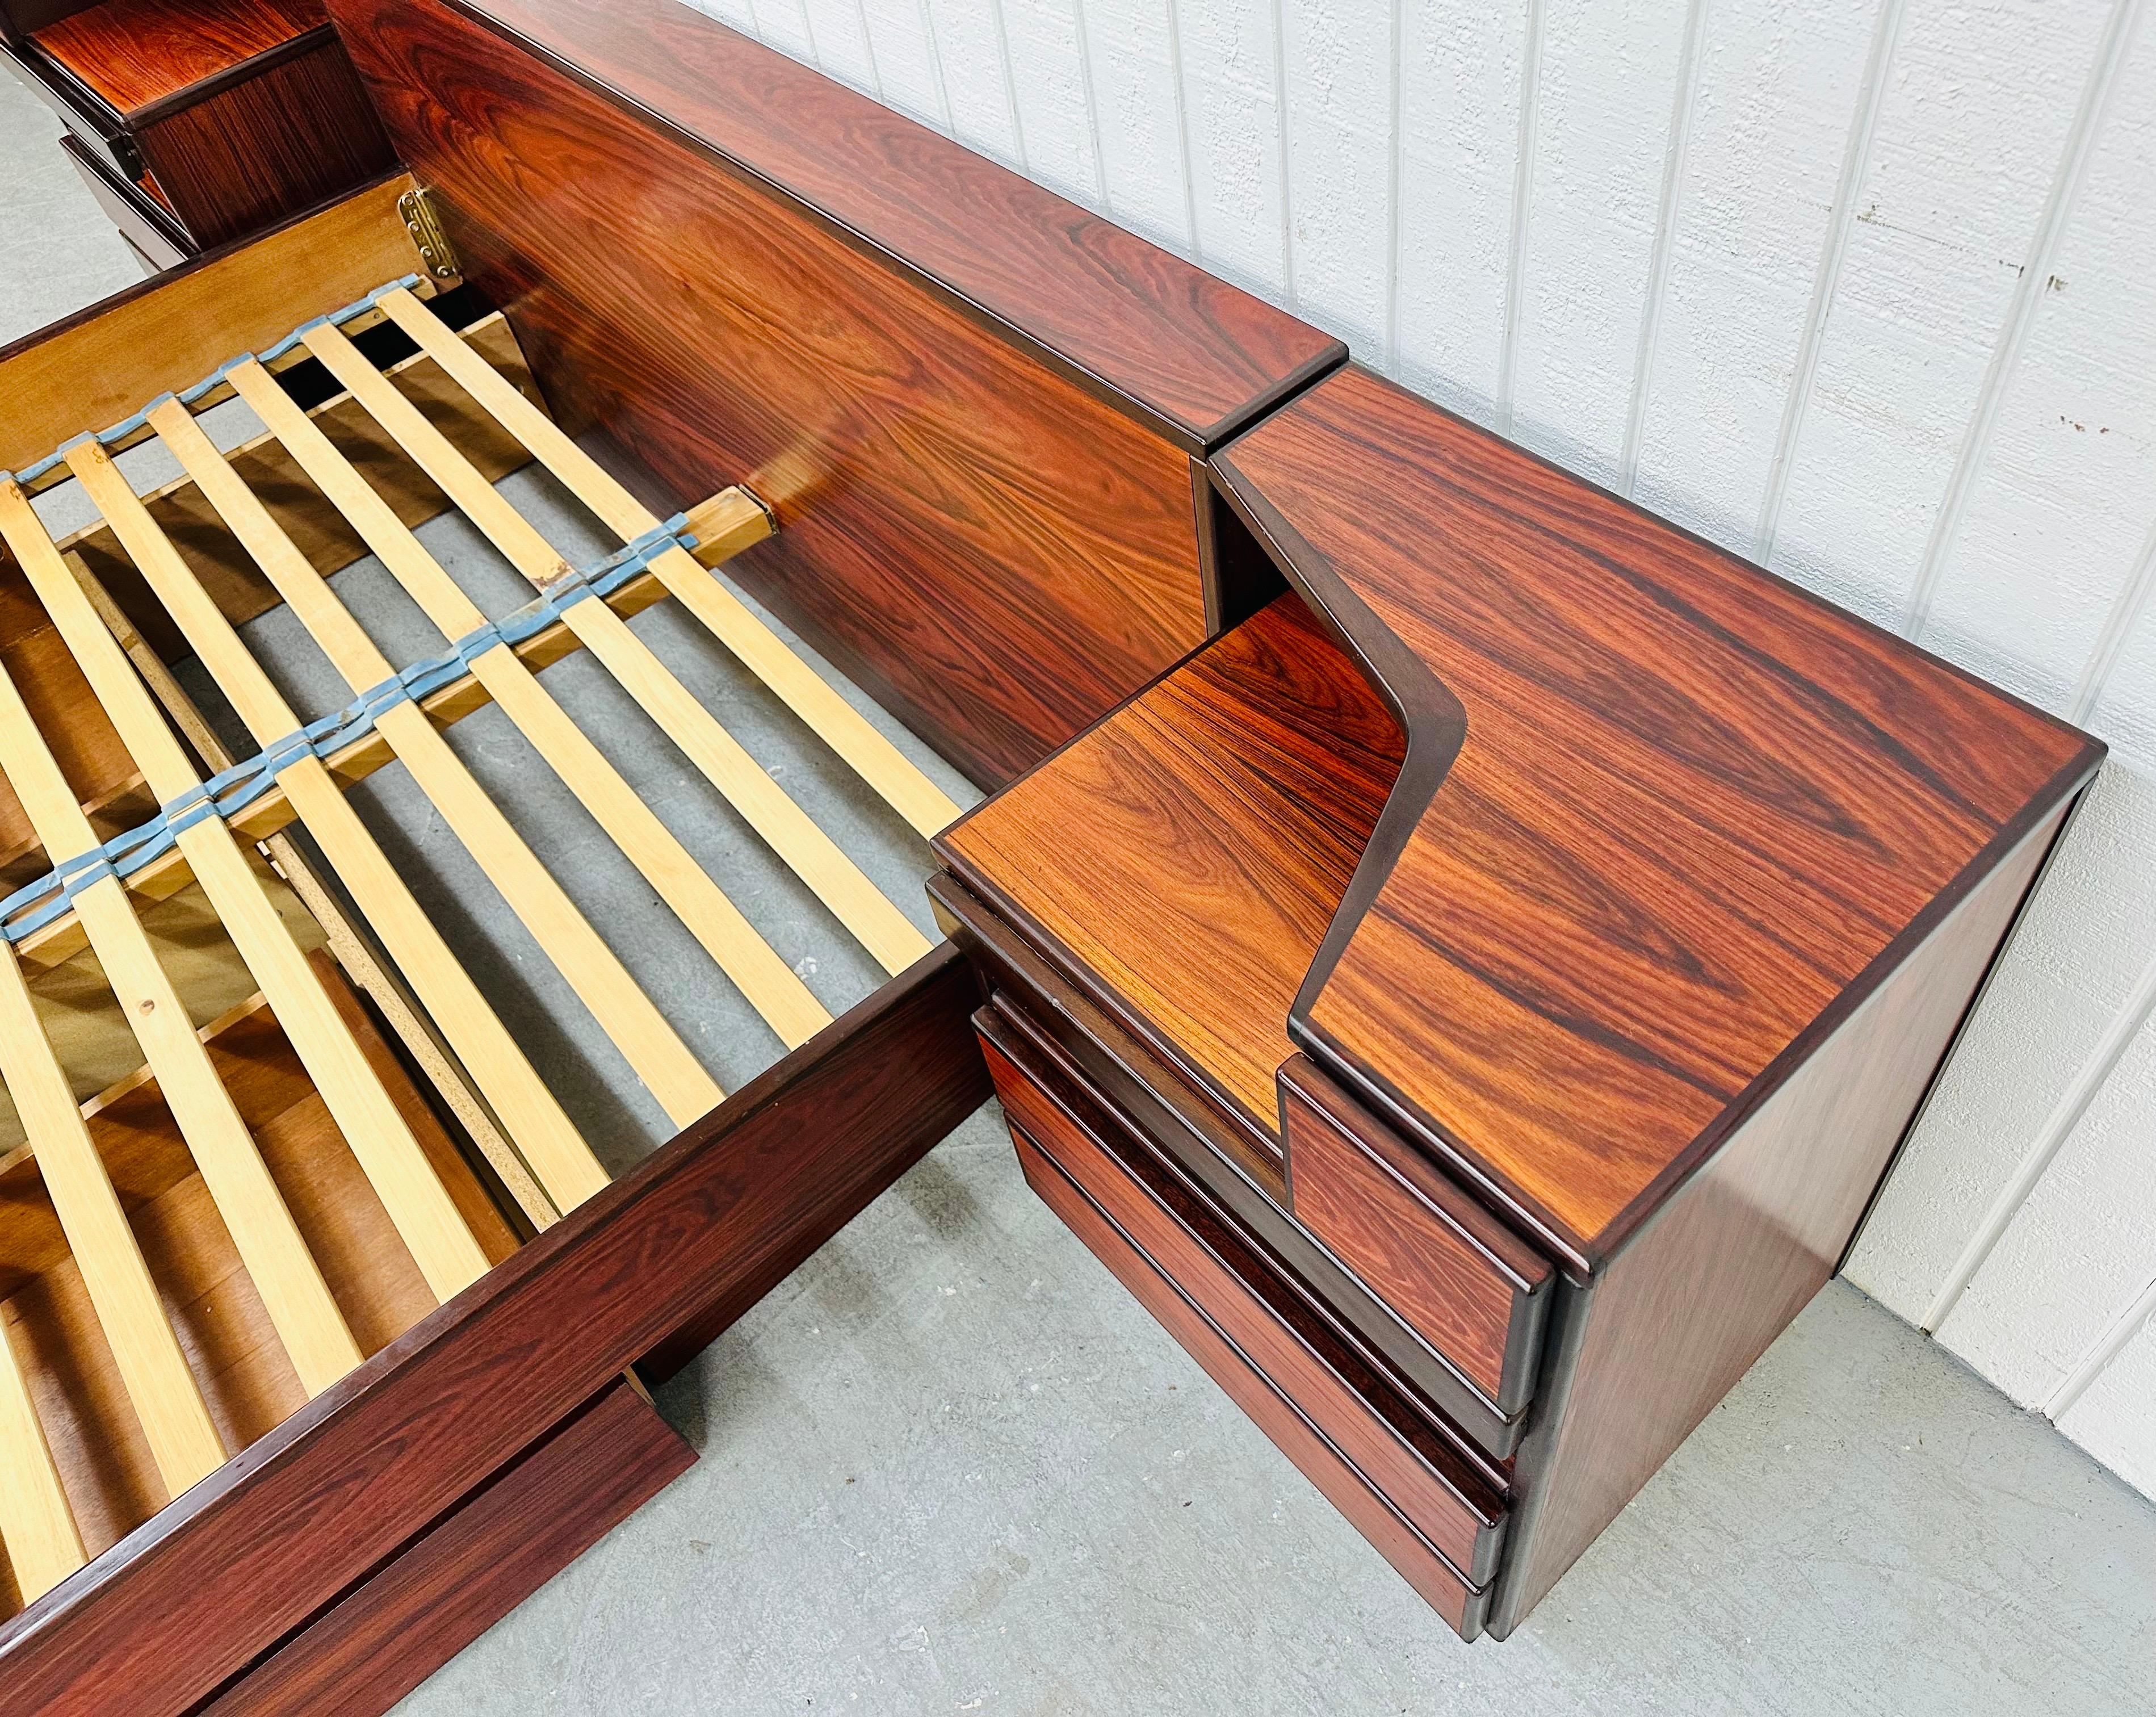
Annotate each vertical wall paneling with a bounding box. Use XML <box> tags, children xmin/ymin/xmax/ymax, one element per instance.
<box><xmin>1002</xmin><ymin>0</ymin><xmax>1105</xmax><ymax>203</ymax></box>
<box><xmin>1270</xmin><ymin>0</ymin><xmax>1295</xmax><ymax>297</ymax></box>
<box><xmin>1177</xmin><ymin>0</ymin><xmax>1287</xmax><ymax>291</ymax></box>
<box><xmin>1904</xmin><ymin>0</ymin><xmax>2146</xmax><ymax>689</ymax></box>
<box><xmin>923</xmin><ymin>0</ymin><xmax>1024</xmax><ymax>162</ymax></box>
<box><xmin>1278</xmin><ymin>0</ymin><xmax>1396</xmax><ymax>351</ymax></box>
<box><xmin>1936</xmin><ymin>994</ymin><xmax>2156</xmax><ymax>1409</ymax></box>
<box><xmin>665</xmin><ymin>0</ymin><xmax>2156</xmax><ymax>1497</ymax></box>
<box><xmin>1508</xmin><ymin>0</ymin><xmax>1691</xmax><ymax>488</ymax></box>
<box><xmin>1846</xmin><ymin>769</ymin><xmax>2156</xmax><ymax>1312</ymax></box>
<box><xmin>1392</xmin><ymin>0</ymin><xmax>1528</xmax><ymax>420</ymax></box>
<box><xmin>1625</xmin><ymin>0</ymin><xmax>1879</xmax><ymax>553</ymax></box>
<box><xmin>1618</xmin><ymin>0</ymin><xmax>1706</xmax><ymax>495</ymax></box>
<box><xmin>1083</xmin><ymin>0</ymin><xmax>1192</xmax><ymax>248</ymax></box>
<box><xmin>991</xmin><ymin>0</ymin><xmax>1031</xmax><ymax>169</ymax></box>
<box><xmin>1748</xmin><ymin>0</ymin><xmax>1901</xmax><ymax>566</ymax></box>
<box><xmin>2056</xmin><ymin>1297</ymin><xmax>2156</xmax><ymax>1495</ymax></box>
<box><xmin>1494</xmin><ymin>0</ymin><xmax>1542</xmax><ymax>434</ymax></box>
<box><xmin>757</xmin><ymin>0</ymin><xmax>820</xmax><ymax>61</ymax></box>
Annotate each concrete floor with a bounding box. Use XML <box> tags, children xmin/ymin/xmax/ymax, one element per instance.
<box><xmin>4</xmin><ymin>79</ymin><xmax>2154</xmax><ymax>1715</ymax></box>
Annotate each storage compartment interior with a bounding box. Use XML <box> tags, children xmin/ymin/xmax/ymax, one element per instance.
<box><xmin>938</xmin><ymin>593</ymin><xmax>1404</xmax><ymax>1164</ymax></box>
<box><xmin>31</xmin><ymin>0</ymin><xmax>325</xmax><ymax>118</ymax></box>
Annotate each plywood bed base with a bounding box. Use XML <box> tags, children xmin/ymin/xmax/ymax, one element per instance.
<box><xmin>0</xmin><ymin>183</ymin><xmax>989</xmax><ymax>1708</ymax></box>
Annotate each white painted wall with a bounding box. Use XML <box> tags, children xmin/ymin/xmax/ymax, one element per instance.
<box><xmin>668</xmin><ymin>0</ymin><xmax>2156</xmax><ymax>1497</ymax></box>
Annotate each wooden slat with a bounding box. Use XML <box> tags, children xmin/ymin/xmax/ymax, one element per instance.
<box><xmin>42</xmin><ymin>450</ymin><xmax>492</xmax><ymax>1304</ymax></box>
<box><xmin>223</xmin><ymin>365</ymin><xmax>830</xmax><ymax>1051</ymax></box>
<box><xmin>375</xmin><ymin>286</ymin><xmax>963</xmax><ymax>840</ymax></box>
<box><xmin>0</xmin><ymin>937</ymin><xmax>226</xmax><ymax>1497</ymax></box>
<box><xmin>63</xmin><ymin>485</ymin><xmax>606</xmax><ymax>1218</ymax></box>
<box><xmin>300</xmin><ymin>320</ymin><xmax>933</xmax><ymax>976</ymax></box>
<box><xmin>142</xmin><ymin>401</ymin><xmax>722</xmax><ymax>1130</ymax></box>
<box><xmin>0</xmin><ymin>1309</ymin><xmax>85</xmax><ymax>1604</ymax></box>
<box><xmin>69</xmin><ymin>557</ymin><xmax>559</xmax><ymax>1232</ymax></box>
<box><xmin>0</xmin><ymin>639</ymin><xmax>360</xmax><ymax>1397</ymax></box>
<box><xmin>0</xmin><ymin>552</ymin><xmax>689</xmax><ymax>978</ymax></box>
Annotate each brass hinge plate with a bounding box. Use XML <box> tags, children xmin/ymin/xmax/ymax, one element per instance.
<box><xmin>398</xmin><ymin>188</ymin><xmax>462</xmax><ymax>281</ymax></box>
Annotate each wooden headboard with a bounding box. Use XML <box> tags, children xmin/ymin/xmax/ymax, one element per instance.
<box><xmin>322</xmin><ymin>0</ymin><xmax>1342</xmax><ymax>786</ymax></box>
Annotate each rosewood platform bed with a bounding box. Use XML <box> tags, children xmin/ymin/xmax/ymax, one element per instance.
<box><xmin>0</xmin><ymin>0</ymin><xmax>2102</xmax><ymax>1704</ymax></box>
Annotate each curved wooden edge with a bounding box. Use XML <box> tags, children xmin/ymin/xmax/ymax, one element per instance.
<box><xmin>1209</xmin><ymin>364</ymin><xmax>2109</xmax><ymax>1278</ymax></box>
<box><xmin>347</xmin><ymin>0</ymin><xmax>1344</xmax><ymax>455</ymax></box>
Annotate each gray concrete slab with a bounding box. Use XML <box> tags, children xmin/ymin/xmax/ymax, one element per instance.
<box><xmin>0</xmin><ymin>64</ymin><xmax>139</xmax><ymax>347</ymax></box>
<box><xmin>6</xmin><ymin>104</ymin><xmax>2153</xmax><ymax>1717</ymax></box>
<box><xmin>398</xmin><ymin>1123</ymin><xmax>2156</xmax><ymax>1717</ymax></box>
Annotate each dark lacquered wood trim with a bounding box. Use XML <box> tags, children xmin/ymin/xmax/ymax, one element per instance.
<box><xmin>381</xmin><ymin>0</ymin><xmax>1343</xmax><ymax>457</ymax></box>
<box><xmin>6</xmin><ymin>31</ymin><xmax>128</xmax><ymax>127</ymax></box>
<box><xmin>1013</xmin><ymin>1125</ymin><xmax>1487</xmax><ymax>1637</ymax></box>
<box><xmin>1834</xmin><ymin>782</ymin><xmax>2092</xmax><ymax>1275</ymax></box>
<box><xmin>0</xmin><ymin>943</ymin><xmax>984</xmax><ymax>1714</ymax></box>
<box><xmin>124</xmin><ymin>19</ymin><xmax>337</xmax><ymax>124</ymax></box>
<box><xmin>978</xmin><ymin>1006</ymin><xmax>1508</xmax><ymax>1591</ymax></box>
<box><xmin>56</xmin><ymin>131</ymin><xmax>194</xmax><ymax>265</ymax></box>
<box><xmin>192</xmin><ymin>1379</ymin><xmax>691</xmax><ymax>1715</ymax></box>
<box><xmin>937</xmin><ymin>849</ymin><xmax>1285</xmax><ymax>1174</ymax></box>
<box><xmin>965</xmin><ymin>954</ymin><xmax>1524</xmax><ymax>1468</ymax></box>
<box><xmin>1208</xmin><ymin>396</ymin><xmax>2108</xmax><ymax>1278</ymax></box>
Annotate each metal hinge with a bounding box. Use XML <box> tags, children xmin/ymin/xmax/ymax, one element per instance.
<box><xmin>397</xmin><ymin>187</ymin><xmax>462</xmax><ymax>280</ymax></box>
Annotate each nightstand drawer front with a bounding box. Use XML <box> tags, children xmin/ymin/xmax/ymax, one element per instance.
<box><xmin>979</xmin><ymin>1010</ymin><xmax>1508</xmax><ymax>1611</ymax></box>
<box><xmin>1284</xmin><ymin>1059</ymin><xmax>1553</xmax><ymax>1414</ymax></box>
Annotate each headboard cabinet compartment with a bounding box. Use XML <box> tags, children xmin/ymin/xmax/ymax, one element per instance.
<box><xmin>0</xmin><ymin>0</ymin><xmax>397</xmax><ymax>266</ymax></box>
<box><xmin>0</xmin><ymin>175</ymin><xmax>990</xmax><ymax>1715</ymax></box>
<box><xmin>936</xmin><ymin>362</ymin><xmax>2103</xmax><ymax>1640</ymax></box>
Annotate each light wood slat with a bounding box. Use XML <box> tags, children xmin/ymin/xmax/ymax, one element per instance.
<box><xmin>377</xmin><ymin>287</ymin><xmax>963</xmax><ymax>840</ymax></box>
<box><xmin>300</xmin><ymin>321</ymin><xmax>933</xmax><ymax>977</ymax></box>
<box><xmin>223</xmin><ymin>367</ymin><xmax>832</xmax><ymax>1052</ymax></box>
<box><xmin>143</xmin><ymin>402</ymin><xmax>723</xmax><ymax>1129</ymax></box>
<box><xmin>1</xmin><ymin>551</ymin><xmax>693</xmax><ymax>980</ymax></box>
<box><xmin>0</xmin><ymin>1310</ymin><xmax>83</xmax><ymax>1603</ymax></box>
<box><xmin>42</xmin><ymin>451</ymin><xmax>493</xmax><ymax>1301</ymax></box>
<box><xmin>0</xmin><ymin>937</ymin><xmax>226</xmax><ymax>1495</ymax></box>
<box><xmin>65</xmin><ymin>477</ymin><xmax>605</xmax><ymax>1217</ymax></box>
<box><xmin>0</xmin><ymin>646</ymin><xmax>360</xmax><ymax>1396</ymax></box>
<box><xmin>70</xmin><ymin>555</ymin><xmax>559</xmax><ymax>1231</ymax></box>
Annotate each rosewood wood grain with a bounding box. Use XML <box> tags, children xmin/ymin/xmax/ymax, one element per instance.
<box><xmin>978</xmin><ymin>1010</ymin><xmax>1505</xmax><ymax>1590</ymax></box>
<box><xmin>970</xmin><ymin>969</ymin><xmax>1522</xmax><ymax>1474</ymax></box>
<box><xmin>1213</xmin><ymin>364</ymin><xmax>2105</xmax><ymax>1269</ymax></box>
<box><xmin>196</xmin><ymin>1379</ymin><xmax>691</xmax><ymax>1716</ymax></box>
<box><xmin>324</xmin><ymin>0</ymin><xmax>1340</xmax><ymax>782</ymax></box>
<box><xmin>933</xmin><ymin>872</ymin><xmax>1528</xmax><ymax>1459</ymax></box>
<box><xmin>339</xmin><ymin>0</ymin><xmax>1339</xmax><ymax>450</ymax></box>
<box><xmin>32</xmin><ymin>0</ymin><xmax>324</xmax><ymax>116</ymax></box>
<box><xmin>1281</xmin><ymin>1056</ymin><xmax>1551</xmax><ymax>1414</ymax></box>
<box><xmin>939</xmin><ymin>594</ymin><xmax>1403</xmax><ymax>1141</ymax></box>
<box><xmin>131</xmin><ymin>43</ymin><xmax>395</xmax><ymax>249</ymax></box>
<box><xmin>1489</xmin><ymin>801</ymin><xmax>2068</xmax><ymax>1634</ymax></box>
<box><xmin>0</xmin><ymin>943</ymin><xmax>984</xmax><ymax>1715</ymax></box>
